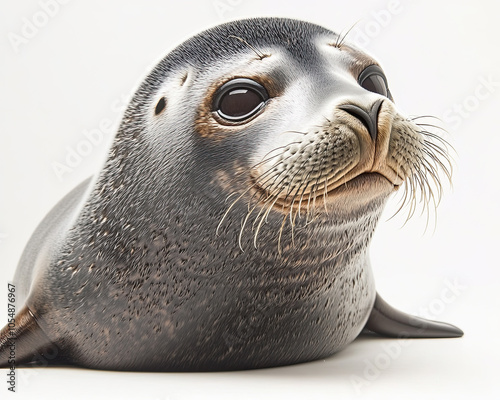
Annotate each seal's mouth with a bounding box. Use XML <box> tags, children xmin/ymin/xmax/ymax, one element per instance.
<box><xmin>263</xmin><ymin>171</ymin><xmax>398</xmax><ymax>213</ymax></box>
<box><xmin>332</xmin><ymin>172</ymin><xmax>400</xmax><ymax>192</ymax></box>
<box><xmin>324</xmin><ymin>170</ymin><xmax>402</xmax><ymax>196</ymax></box>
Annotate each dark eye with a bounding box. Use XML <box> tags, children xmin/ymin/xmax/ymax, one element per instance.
<box><xmin>213</xmin><ymin>78</ymin><xmax>269</xmax><ymax>122</ymax></box>
<box><xmin>358</xmin><ymin>65</ymin><xmax>391</xmax><ymax>98</ymax></box>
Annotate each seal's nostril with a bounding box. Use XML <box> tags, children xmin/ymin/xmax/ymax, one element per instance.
<box><xmin>339</xmin><ymin>99</ymin><xmax>384</xmax><ymax>141</ymax></box>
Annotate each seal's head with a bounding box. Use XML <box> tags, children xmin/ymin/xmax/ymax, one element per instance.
<box><xmin>111</xmin><ymin>17</ymin><xmax>450</xmax><ymax>252</ymax></box>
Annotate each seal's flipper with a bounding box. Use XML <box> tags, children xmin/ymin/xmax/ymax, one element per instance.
<box><xmin>365</xmin><ymin>293</ymin><xmax>463</xmax><ymax>338</ymax></box>
<box><xmin>0</xmin><ymin>306</ymin><xmax>55</xmax><ymax>368</ymax></box>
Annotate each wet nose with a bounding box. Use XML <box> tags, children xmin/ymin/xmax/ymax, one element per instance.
<box><xmin>339</xmin><ymin>99</ymin><xmax>384</xmax><ymax>141</ymax></box>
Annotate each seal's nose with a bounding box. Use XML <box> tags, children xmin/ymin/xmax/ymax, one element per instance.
<box><xmin>339</xmin><ymin>99</ymin><xmax>384</xmax><ymax>141</ymax></box>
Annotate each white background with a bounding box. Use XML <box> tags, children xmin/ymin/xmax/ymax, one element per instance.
<box><xmin>1</xmin><ymin>0</ymin><xmax>499</xmax><ymax>399</ymax></box>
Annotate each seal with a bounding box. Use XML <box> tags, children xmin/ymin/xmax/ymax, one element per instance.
<box><xmin>0</xmin><ymin>17</ymin><xmax>462</xmax><ymax>372</ymax></box>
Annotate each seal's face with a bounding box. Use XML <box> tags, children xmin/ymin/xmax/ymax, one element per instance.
<box><xmin>198</xmin><ymin>45</ymin><xmax>404</xmax><ymax>213</ymax></box>
<box><xmin>140</xmin><ymin>18</ymin><xmax>450</xmax><ymax>249</ymax></box>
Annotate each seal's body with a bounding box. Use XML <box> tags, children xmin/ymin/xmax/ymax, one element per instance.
<box><xmin>0</xmin><ymin>18</ymin><xmax>462</xmax><ymax>371</ymax></box>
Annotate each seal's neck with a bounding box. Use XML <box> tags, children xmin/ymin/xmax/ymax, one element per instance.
<box><xmin>78</xmin><ymin>147</ymin><xmax>387</xmax><ymax>278</ymax></box>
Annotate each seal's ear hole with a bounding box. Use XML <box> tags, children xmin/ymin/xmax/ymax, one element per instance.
<box><xmin>155</xmin><ymin>97</ymin><xmax>167</xmax><ymax>115</ymax></box>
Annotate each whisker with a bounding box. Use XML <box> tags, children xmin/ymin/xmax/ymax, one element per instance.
<box><xmin>277</xmin><ymin>215</ymin><xmax>288</xmax><ymax>255</ymax></box>
<box><xmin>238</xmin><ymin>202</ymin><xmax>262</xmax><ymax>251</ymax></box>
<box><xmin>332</xmin><ymin>21</ymin><xmax>359</xmax><ymax>48</ymax></box>
<box><xmin>228</xmin><ymin>35</ymin><xmax>269</xmax><ymax>60</ymax></box>
<box><xmin>297</xmin><ymin>170</ymin><xmax>314</xmax><ymax>219</ymax></box>
<box><xmin>415</xmin><ymin>123</ymin><xmax>448</xmax><ymax>133</ymax></box>
<box><xmin>231</xmin><ymin>141</ymin><xmax>303</xmax><ymax>181</ymax></box>
<box><xmin>251</xmin><ymin>191</ymin><xmax>275</xmax><ymax>230</ymax></box>
<box><xmin>253</xmin><ymin>195</ymin><xmax>280</xmax><ymax>249</ymax></box>
<box><xmin>388</xmin><ymin>113</ymin><xmax>454</xmax><ymax>231</ymax></box>
<box><xmin>409</xmin><ymin>115</ymin><xmax>443</xmax><ymax>122</ymax></box>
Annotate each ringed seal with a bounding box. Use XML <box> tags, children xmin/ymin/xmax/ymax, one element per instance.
<box><xmin>0</xmin><ymin>17</ymin><xmax>462</xmax><ymax>371</ymax></box>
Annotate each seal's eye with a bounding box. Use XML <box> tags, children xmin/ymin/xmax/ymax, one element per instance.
<box><xmin>358</xmin><ymin>65</ymin><xmax>390</xmax><ymax>98</ymax></box>
<box><xmin>213</xmin><ymin>78</ymin><xmax>269</xmax><ymax>122</ymax></box>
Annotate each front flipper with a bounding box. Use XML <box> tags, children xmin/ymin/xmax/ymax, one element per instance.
<box><xmin>365</xmin><ymin>293</ymin><xmax>463</xmax><ymax>338</ymax></box>
<box><xmin>0</xmin><ymin>306</ymin><xmax>56</xmax><ymax>368</ymax></box>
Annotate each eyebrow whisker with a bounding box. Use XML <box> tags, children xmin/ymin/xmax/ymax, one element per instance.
<box><xmin>228</xmin><ymin>35</ymin><xmax>270</xmax><ymax>60</ymax></box>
